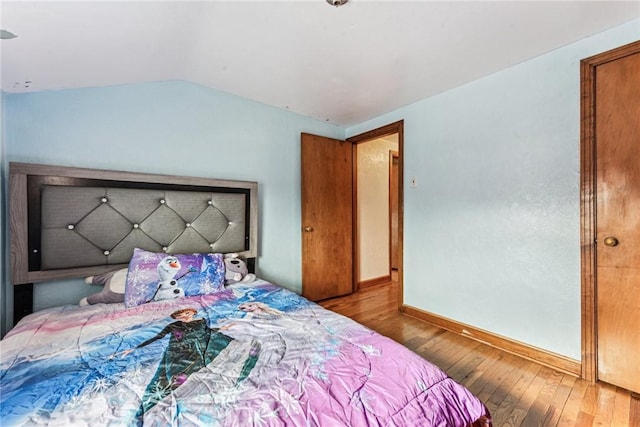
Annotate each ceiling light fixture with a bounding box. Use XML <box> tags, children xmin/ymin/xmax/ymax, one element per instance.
<box><xmin>0</xmin><ymin>29</ymin><xmax>18</xmax><ymax>40</ymax></box>
<box><xmin>326</xmin><ymin>0</ymin><xmax>348</xmax><ymax>7</ymax></box>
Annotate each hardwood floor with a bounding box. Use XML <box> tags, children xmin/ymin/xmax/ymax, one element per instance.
<box><xmin>318</xmin><ymin>280</ymin><xmax>640</xmax><ymax>427</ymax></box>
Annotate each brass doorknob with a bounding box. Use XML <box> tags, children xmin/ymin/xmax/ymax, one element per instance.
<box><xmin>603</xmin><ymin>236</ymin><xmax>619</xmax><ymax>247</ymax></box>
<box><xmin>303</xmin><ymin>226</ymin><xmax>314</xmax><ymax>232</ymax></box>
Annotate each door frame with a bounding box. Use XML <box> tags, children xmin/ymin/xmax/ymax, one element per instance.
<box><xmin>580</xmin><ymin>40</ymin><xmax>640</xmax><ymax>383</ymax></box>
<box><xmin>389</xmin><ymin>150</ymin><xmax>400</xmax><ymax>273</ymax></box>
<box><xmin>348</xmin><ymin>120</ymin><xmax>404</xmax><ymax>309</ymax></box>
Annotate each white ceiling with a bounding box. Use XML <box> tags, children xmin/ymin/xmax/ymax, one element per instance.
<box><xmin>1</xmin><ymin>1</ymin><xmax>638</xmax><ymax>126</ymax></box>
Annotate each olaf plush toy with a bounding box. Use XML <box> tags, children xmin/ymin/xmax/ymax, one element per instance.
<box><xmin>152</xmin><ymin>256</ymin><xmax>185</xmax><ymax>301</ymax></box>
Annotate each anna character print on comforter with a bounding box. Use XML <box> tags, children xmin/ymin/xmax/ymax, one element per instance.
<box><xmin>121</xmin><ymin>307</ymin><xmax>260</xmax><ymax>416</ymax></box>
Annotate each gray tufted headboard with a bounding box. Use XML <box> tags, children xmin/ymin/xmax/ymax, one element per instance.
<box><xmin>9</xmin><ymin>163</ymin><xmax>258</xmax><ymax>320</ymax></box>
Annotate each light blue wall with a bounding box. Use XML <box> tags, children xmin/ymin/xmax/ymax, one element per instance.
<box><xmin>347</xmin><ymin>20</ymin><xmax>639</xmax><ymax>360</ymax></box>
<box><xmin>3</xmin><ymin>81</ymin><xmax>343</xmax><ymax>328</ymax></box>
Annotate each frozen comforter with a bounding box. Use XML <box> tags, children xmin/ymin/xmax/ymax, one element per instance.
<box><xmin>1</xmin><ymin>280</ymin><xmax>490</xmax><ymax>426</ymax></box>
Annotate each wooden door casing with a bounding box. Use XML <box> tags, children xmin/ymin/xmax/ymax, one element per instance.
<box><xmin>390</xmin><ymin>151</ymin><xmax>399</xmax><ymax>271</ymax></box>
<box><xmin>301</xmin><ymin>133</ymin><xmax>354</xmax><ymax>301</ymax></box>
<box><xmin>581</xmin><ymin>40</ymin><xmax>640</xmax><ymax>392</ymax></box>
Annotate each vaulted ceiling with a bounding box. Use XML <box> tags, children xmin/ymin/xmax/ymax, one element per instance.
<box><xmin>1</xmin><ymin>1</ymin><xmax>638</xmax><ymax>126</ymax></box>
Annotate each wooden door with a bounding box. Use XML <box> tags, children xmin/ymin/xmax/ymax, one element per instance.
<box><xmin>390</xmin><ymin>152</ymin><xmax>399</xmax><ymax>270</ymax></box>
<box><xmin>301</xmin><ymin>133</ymin><xmax>353</xmax><ymax>301</ymax></box>
<box><xmin>594</xmin><ymin>44</ymin><xmax>640</xmax><ymax>394</ymax></box>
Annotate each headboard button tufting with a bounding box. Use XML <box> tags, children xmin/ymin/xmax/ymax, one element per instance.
<box><xmin>9</xmin><ymin>162</ymin><xmax>256</xmax><ymax>287</ymax></box>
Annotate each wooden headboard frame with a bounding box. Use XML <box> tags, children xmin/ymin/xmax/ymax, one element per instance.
<box><xmin>9</xmin><ymin>162</ymin><xmax>258</xmax><ymax>321</ymax></box>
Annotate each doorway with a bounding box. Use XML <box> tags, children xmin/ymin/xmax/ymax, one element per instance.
<box><xmin>300</xmin><ymin>121</ymin><xmax>404</xmax><ymax>305</ymax></box>
<box><xmin>353</xmin><ymin>136</ymin><xmax>399</xmax><ymax>288</ymax></box>
<box><xmin>348</xmin><ymin>121</ymin><xmax>404</xmax><ymax>305</ymax></box>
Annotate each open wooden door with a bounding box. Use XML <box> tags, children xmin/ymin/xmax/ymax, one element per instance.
<box><xmin>301</xmin><ymin>133</ymin><xmax>353</xmax><ymax>301</ymax></box>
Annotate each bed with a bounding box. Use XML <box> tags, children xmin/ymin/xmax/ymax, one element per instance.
<box><xmin>1</xmin><ymin>163</ymin><xmax>491</xmax><ymax>426</ymax></box>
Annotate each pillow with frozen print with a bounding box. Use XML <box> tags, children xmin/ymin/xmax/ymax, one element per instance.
<box><xmin>124</xmin><ymin>248</ymin><xmax>226</xmax><ymax>308</ymax></box>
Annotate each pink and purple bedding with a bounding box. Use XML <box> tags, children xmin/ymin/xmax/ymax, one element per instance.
<box><xmin>1</xmin><ymin>280</ymin><xmax>490</xmax><ymax>426</ymax></box>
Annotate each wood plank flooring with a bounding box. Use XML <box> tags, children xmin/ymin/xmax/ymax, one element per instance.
<box><xmin>318</xmin><ymin>280</ymin><xmax>640</xmax><ymax>427</ymax></box>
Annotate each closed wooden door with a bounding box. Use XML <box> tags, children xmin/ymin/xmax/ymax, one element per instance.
<box><xmin>594</xmin><ymin>44</ymin><xmax>640</xmax><ymax>394</ymax></box>
<box><xmin>301</xmin><ymin>133</ymin><xmax>353</xmax><ymax>301</ymax></box>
